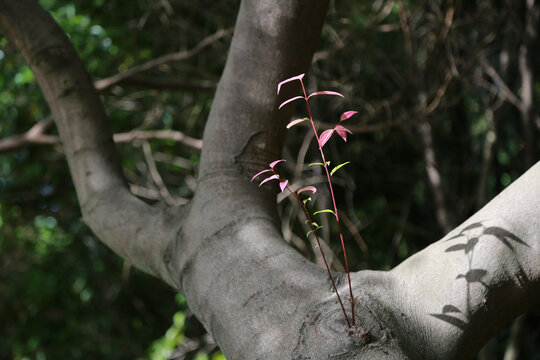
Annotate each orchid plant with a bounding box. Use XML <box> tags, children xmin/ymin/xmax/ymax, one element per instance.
<box><xmin>251</xmin><ymin>73</ymin><xmax>358</xmax><ymax>329</ymax></box>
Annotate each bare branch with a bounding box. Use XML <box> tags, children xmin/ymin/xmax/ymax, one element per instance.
<box><xmin>479</xmin><ymin>57</ymin><xmax>524</xmax><ymax>111</ymax></box>
<box><xmin>419</xmin><ymin>122</ymin><xmax>454</xmax><ymax>233</ymax></box>
<box><xmin>0</xmin><ymin>124</ymin><xmax>203</xmax><ymax>153</ymax></box>
<box><xmin>94</xmin><ymin>28</ymin><xmax>233</xmax><ymax>91</ymax></box>
<box><xmin>119</xmin><ymin>75</ymin><xmax>217</xmax><ymax>91</ymax></box>
<box><xmin>114</xmin><ymin>129</ymin><xmax>202</xmax><ymax>149</ymax></box>
<box><xmin>141</xmin><ymin>140</ymin><xmax>177</xmax><ymax>206</ymax></box>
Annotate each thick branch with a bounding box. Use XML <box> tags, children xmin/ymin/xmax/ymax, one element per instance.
<box><xmin>391</xmin><ymin>162</ymin><xmax>540</xmax><ymax>359</ymax></box>
<box><xmin>0</xmin><ymin>0</ymin><xmax>180</xmax><ymax>285</ymax></box>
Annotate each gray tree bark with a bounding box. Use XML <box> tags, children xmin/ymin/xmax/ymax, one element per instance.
<box><xmin>1</xmin><ymin>0</ymin><xmax>539</xmax><ymax>359</ymax></box>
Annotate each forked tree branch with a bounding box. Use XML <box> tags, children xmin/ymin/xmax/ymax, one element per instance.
<box><xmin>2</xmin><ymin>1</ymin><xmax>539</xmax><ymax>359</ymax></box>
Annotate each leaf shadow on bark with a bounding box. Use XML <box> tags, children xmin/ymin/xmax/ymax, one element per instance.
<box><xmin>429</xmin><ymin>221</ymin><xmax>528</xmax><ymax>329</ymax></box>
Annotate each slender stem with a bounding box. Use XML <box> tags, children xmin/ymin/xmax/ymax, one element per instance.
<box><xmin>300</xmin><ymin>81</ymin><xmax>356</xmax><ymax>326</ymax></box>
<box><xmin>279</xmin><ymin>176</ymin><xmax>351</xmax><ymax>328</ymax></box>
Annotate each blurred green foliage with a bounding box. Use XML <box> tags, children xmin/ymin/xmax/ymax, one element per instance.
<box><xmin>0</xmin><ymin>0</ymin><xmax>538</xmax><ymax>359</ymax></box>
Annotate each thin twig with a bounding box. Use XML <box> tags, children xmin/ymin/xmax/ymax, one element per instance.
<box><xmin>0</xmin><ymin>125</ymin><xmax>203</xmax><ymax>154</ymax></box>
<box><xmin>94</xmin><ymin>28</ymin><xmax>233</xmax><ymax>91</ymax></box>
<box><xmin>141</xmin><ymin>140</ymin><xmax>178</xmax><ymax>206</ymax></box>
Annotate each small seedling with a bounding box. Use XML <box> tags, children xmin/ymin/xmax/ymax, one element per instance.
<box><xmin>252</xmin><ymin>73</ymin><xmax>358</xmax><ymax>328</ymax></box>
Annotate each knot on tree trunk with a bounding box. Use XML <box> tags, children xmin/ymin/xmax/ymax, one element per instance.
<box><xmin>291</xmin><ymin>295</ymin><xmax>405</xmax><ymax>359</ymax></box>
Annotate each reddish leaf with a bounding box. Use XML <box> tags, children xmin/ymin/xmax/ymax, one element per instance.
<box><xmin>259</xmin><ymin>174</ymin><xmax>279</xmax><ymax>186</ymax></box>
<box><xmin>297</xmin><ymin>186</ymin><xmax>317</xmax><ymax>194</ymax></box>
<box><xmin>279</xmin><ymin>180</ymin><xmax>288</xmax><ymax>192</ymax></box>
<box><xmin>335</xmin><ymin>125</ymin><xmax>352</xmax><ymax>142</ymax></box>
<box><xmin>251</xmin><ymin>169</ymin><xmax>272</xmax><ymax>182</ymax></box>
<box><xmin>340</xmin><ymin>110</ymin><xmax>358</xmax><ymax>122</ymax></box>
<box><xmin>318</xmin><ymin>129</ymin><xmax>334</xmax><ymax>148</ymax></box>
<box><xmin>307</xmin><ymin>91</ymin><xmax>344</xmax><ymax>99</ymax></box>
<box><xmin>278</xmin><ymin>96</ymin><xmax>305</xmax><ymax>109</ymax></box>
<box><xmin>286</xmin><ymin>118</ymin><xmax>309</xmax><ymax>129</ymax></box>
<box><xmin>269</xmin><ymin>159</ymin><xmax>285</xmax><ymax>169</ymax></box>
<box><xmin>277</xmin><ymin>73</ymin><xmax>305</xmax><ymax>94</ymax></box>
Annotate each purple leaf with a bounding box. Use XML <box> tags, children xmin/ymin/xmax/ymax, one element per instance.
<box><xmin>278</xmin><ymin>96</ymin><xmax>305</xmax><ymax>110</ymax></box>
<box><xmin>251</xmin><ymin>169</ymin><xmax>272</xmax><ymax>182</ymax></box>
<box><xmin>307</xmin><ymin>91</ymin><xmax>344</xmax><ymax>99</ymax></box>
<box><xmin>279</xmin><ymin>180</ymin><xmax>288</xmax><ymax>192</ymax></box>
<box><xmin>340</xmin><ymin>111</ymin><xmax>358</xmax><ymax>122</ymax></box>
<box><xmin>259</xmin><ymin>174</ymin><xmax>279</xmax><ymax>186</ymax></box>
<box><xmin>335</xmin><ymin>125</ymin><xmax>352</xmax><ymax>142</ymax></box>
<box><xmin>297</xmin><ymin>186</ymin><xmax>317</xmax><ymax>194</ymax></box>
<box><xmin>269</xmin><ymin>159</ymin><xmax>286</xmax><ymax>169</ymax></box>
<box><xmin>318</xmin><ymin>129</ymin><xmax>334</xmax><ymax>148</ymax></box>
<box><xmin>277</xmin><ymin>74</ymin><xmax>305</xmax><ymax>94</ymax></box>
<box><xmin>286</xmin><ymin>118</ymin><xmax>309</xmax><ymax>129</ymax></box>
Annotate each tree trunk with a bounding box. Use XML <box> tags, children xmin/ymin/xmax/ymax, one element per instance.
<box><xmin>1</xmin><ymin>0</ymin><xmax>539</xmax><ymax>358</ymax></box>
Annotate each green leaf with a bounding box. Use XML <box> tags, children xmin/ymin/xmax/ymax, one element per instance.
<box><xmin>330</xmin><ymin>161</ymin><xmax>351</xmax><ymax>176</ymax></box>
<box><xmin>306</xmin><ymin>225</ymin><xmax>324</xmax><ymax>238</ymax></box>
<box><xmin>310</xmin><ymin>222</ymin><xmax>319</xmax><ymax>227</ymax></box>
<box><xmin>309</xmin><ymin>161</ymin><xmax>330</xmax><ymax>167</ymax></box>
<box><xmin>303</xmin><ymin>197</ymin><xmax>312</xmax><ymax>204</ymax></box>
<box><xmin>314</xmin><ymin>209</ymin><xmax>336</xmax><ymax>216</ymax></box>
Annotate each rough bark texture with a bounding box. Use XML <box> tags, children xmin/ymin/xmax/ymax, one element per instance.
<box><xmin>1</xmin><ymin>0</ymin><xmax>539</xmax><ymax>359</ymax></box>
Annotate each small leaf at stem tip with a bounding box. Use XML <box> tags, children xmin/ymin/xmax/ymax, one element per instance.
<box><xmin>314</xmin><ymin>209</ymin><xmax>336</xmax><ymax>216</ymax></box>
<box><xmin>302</xmin><ymin>197</ymin><xmax>312</xmax><ymax>204</ymax></box>
<box><xmin>308</xmin><ymin>162</ymin><xmax>325</xmax><ymax>167</ymax></box>
<box><xmin>335</xmin><ymin>125</ymin><xmax>352</xmax><ymax>142</ymax></box>
<box><xmin>279</xmin><ymin>180</ymin><xmax>288</xmax><ymax>192</ymax></box>
<box><xmin>279</xmin><ymin>96</ymin><xmax>305</xmax><ymax>110</ymax></box>
<box><xmin>277</xmin><ymin>73</ymin><xmax>305</xmax><ymax>94</ymax></box>
<box><xmin>259</xmin><ymin>174</ymin><xmax>279</xmax><ymax>186</ymax></box>
<box><xmin>330</xmin><ymin>161</ymin><xmax>351</xmax><ymax>176</ymax></box>
<box><xmin>297</xmin><ymin>186</ymin><xmax>317</xmax><ymax>194</ymax></box>
<box><xmin>311</xmin><ymin>222</ymin><xmax>319</xmax><ymax>227</ymax></box>
<box><xmin>340</xmin><ymin>110</ymin><xmax>358</xmax><ymax>122</ymax></box>
<box><xmin>251</xmin><ymin>169</ymin><xmax>272</xmax><ymax>182</ymax></box>
<box><xmin>286</xmin><ymin>118</ymin><xmax>309</xmax><ymax>129</ymax></box>
<box><xmin>269</xmin><ymin>159</ymin><xmax>286</xmax><ymax>169</ymax></box>
<box><xmin>318</xmin><ymin>129</ymin><xmax>334</xmax><ymax>148</ymax></box>
<box><xmin>307</xmin><ymin>91</ymin><xmax>345</xmax><ymax>99</ymax></box>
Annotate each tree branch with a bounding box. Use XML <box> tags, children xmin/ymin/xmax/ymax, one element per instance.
<box><xmin>118</xmin><ymin>75</ymin><xmax>217</xmax><ymax>91</ymax></box>
<box><xmin>94</xmin><ymin>28</ymin><xmax>233</xmax><ymax>91</ymax></box>
<box><xmin>0</xmin><ymin>0</ymin><xmax>181</xmax><ymax>285</ymax></box>
<box><xmin>0</xmin><ymin>121</ymin><xmax>203</xmax><ymax>154</ymax></box>
<box><xmin>391</xmin><ymin>161</ymin><xmax>540</xmax><ymax>359</ymax></box>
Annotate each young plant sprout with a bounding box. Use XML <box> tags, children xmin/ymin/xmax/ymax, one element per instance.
<box><xmin>251</xmin><ymin>73</ymin><xmax>358</xmax><ymax>328</ymax></box>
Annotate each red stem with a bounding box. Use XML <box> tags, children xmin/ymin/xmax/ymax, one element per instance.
<box><xmin>299</xmin><ymin>81</ymin><xmax>356</xmax><ymax>326</ymax></box>
<box><xmin>277</xmin><ymin>172</ymin><xmax>351</xmax><ymax>328</ymax></box>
